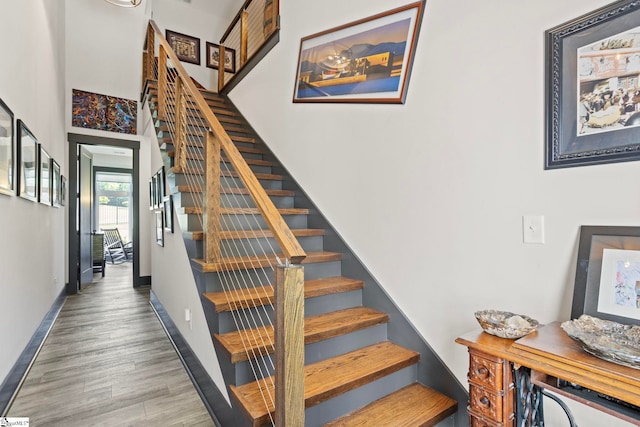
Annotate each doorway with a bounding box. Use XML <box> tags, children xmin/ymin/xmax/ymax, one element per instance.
<box><xmin>67</xmin><ymin>133</ymin><xmax>143</xmax><ymax>294</ymax></box>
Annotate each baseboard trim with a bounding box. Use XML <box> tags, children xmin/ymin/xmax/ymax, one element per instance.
<box><xmin>0</xmin><ymin>288</ymin><xmax>67</xmax><ymax>416</ymax></box>
<box><xmin>149</xmin><ymin>291</ymin><xmax>233</xmax><ymax>427</ymax></box>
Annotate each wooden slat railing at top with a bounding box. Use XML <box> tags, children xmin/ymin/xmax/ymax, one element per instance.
<box><xmin>217</xmin><ymin>0</ymin><xmax>279</xmax><ymax>92</ymax></box>
<box><xmin>143</xmin><ymin>20</ymin><xmax>305</xmax><ymax>266</ymax></box>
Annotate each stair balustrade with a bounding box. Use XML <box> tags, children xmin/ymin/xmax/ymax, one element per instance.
<box><xmin>143</xmin><ymin>20</ymin><xmax>305</xmax><ymax>426</ymax></box>
<box><xmin>217</xmin><ymin>0</ymin><xmax>279</xmax><ymax>92</ymax></box>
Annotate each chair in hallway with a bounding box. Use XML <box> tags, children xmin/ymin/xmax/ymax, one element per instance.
<box><xmin>102</xmin><ymin>228</ymin><xmax>133</xmax><ymax>264</ymax></box>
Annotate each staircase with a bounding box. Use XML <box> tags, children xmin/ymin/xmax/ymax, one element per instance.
<box><xmin>144</xmin><ymin>81</ymin><xmax>459</xmax><ymax>426</ymax></box>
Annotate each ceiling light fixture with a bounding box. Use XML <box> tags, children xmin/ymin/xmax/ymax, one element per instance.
<box><xmin>104</xmin><ymin>0</ymin><xmax>142</xmax><ymax>7</ymax></box>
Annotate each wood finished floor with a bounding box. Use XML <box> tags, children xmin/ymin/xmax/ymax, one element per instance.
<box><xmin>7</xmin><ymin>263</ymin><xmax>216</xmax><ymax>427</ymax></box>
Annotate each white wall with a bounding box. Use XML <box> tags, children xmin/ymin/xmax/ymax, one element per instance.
<box><xmin>228</xmin><ymin>0</ymin><xmax>640</xmax><ymax>425</ymax></box>
<box><xmin>151</xmin><ymin>0</ymin><xmax>234</xmax><ymax>89</ymax></box>
<box><xmin>0</xmin><ymin>1</ymin><xmax>66</xmax><ymax>383</ymax></box>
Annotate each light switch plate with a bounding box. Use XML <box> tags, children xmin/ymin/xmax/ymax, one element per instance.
<box><xmin>523</xmin><ymin>215</ymin><xmax>545</xmax><ymax>244</ymax></box>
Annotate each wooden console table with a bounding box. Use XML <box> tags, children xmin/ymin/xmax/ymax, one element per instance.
<box><xmin>456</xmin><ymin>322</ymin><xmax>640</xmax><ymax>426</ymax></box>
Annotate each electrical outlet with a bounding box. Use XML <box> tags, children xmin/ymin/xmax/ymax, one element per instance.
<box><xmin>185</xmin><ymin>308</ymin><xmax>192</xmax><ymax>331</ymax></box>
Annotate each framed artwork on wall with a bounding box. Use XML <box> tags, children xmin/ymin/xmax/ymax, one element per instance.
<box><xmin>206</xmin><ymin>42</ymin><xmax>236</xmax><ymax>73</ymax></box>
<box><xmin>151</xmin><ymin>175</ymin><xmax>158</xmax><ymax>209</ymax></box>
<box><xmin>166</xmin><ymin>29</ymin><xmax>200</xmax><ymax>65</ymax></box>
<box><xmin>38</xmin><ymin>145</ymin><xmax>51</xmax><ymax>206</ymax></box>
<box><xmin>572</xmin><ymin>225</ymin><xmax>640</xmax><ymax>326</ymax></box>
<box><xmin>60</xmin><ymin>175</ymin><xmax>67</xmax><ymax>206</ymax></box>
<box><xmin>163</xmin><ymin>195</ymin><xmax>173</xmax><ymax>233</ymax></box>
<box><xmin>17</xmin><ymin>120</ymin><xmax>37</xmax><ymax>202</ymax></box>
<box><xmin>156</xmin><ymin>210</ymin><xmax>164</xmax><ymax>247</ymax></box>
<box><xmin>292</xmin><ymin>1</ymin><xmax>425</xmax><ymax>103</ymax></box>
<box><xmin>71</xmin><ymin>89</ymin><xmax>137</xmax><ymax>135</ymax></box>
<box><xmin>0</xmin><ymin>97</ymin><xmax>14</xmax><ymax>196</ymax></box>
<box><xmin>149</xmin><ymin>178</ymin><xmax>154</xmax><ymax>210</ymax></box>
<box><xmin>52</xmin><ymin>159</ymin><xmax>61</xmax><ymax>207</ymax></box>
<box><xmin>545</xmin><ymin>0</ymin><xmax>640</xmax><ymax>168</ymax></box>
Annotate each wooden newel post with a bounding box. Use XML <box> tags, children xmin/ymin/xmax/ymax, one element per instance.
<box><xmin>240</xmin><ymin>10</ymin><xmax>249</xmax><ymax>67</ymax></box>
<box><xmin>174</xmin><ymin>78</ymin><xmax>187</xmax><ymax>172</ymax></box>
<box><xmin>205</xmin><ymin>131</ymin><xmax>221</xmax><ymax>264</ymax></box>
<box><xmin>218</xmin><ymin>45</ymin><xmax>226</xmax><ymax>94</ymax></box>
<box><xmin>158</xmin><ymin>45</ymin><xmax>167</xmax><ymax>121</ymax></box>
<box><xmin>274</xmin><ymin>264</ymin><xmax>305</xmax><ymax>427</ymax></box>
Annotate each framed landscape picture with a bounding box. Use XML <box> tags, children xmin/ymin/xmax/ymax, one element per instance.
<box><xmin>293</xmin><ymin>2</ymin><xmax>425</xmax><ymax>103</ymax></box>
<box><xmin>0</xmin><ymin>97</ymin><xmax>14</xmax><ymax>196</ymax></box>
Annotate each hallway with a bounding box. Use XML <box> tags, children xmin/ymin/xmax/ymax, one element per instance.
<box><xmin>6</xmin><ymin>263</ymin><xmax>216</xmax><ymax>426</ymax></box>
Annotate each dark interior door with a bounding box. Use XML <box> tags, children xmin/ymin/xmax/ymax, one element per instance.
<box><xmin>79</xmin><ymin>145</ymin><xmax>93</xmax><ymax>286</ymax></box>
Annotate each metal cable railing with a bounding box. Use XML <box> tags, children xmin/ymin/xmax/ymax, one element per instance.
<box><xmin>217</xmin><ymin>0</ymin><xmax>279</xmax><ymax>90</ymax></box>
<box><xmin>144</xmin><ymin>19</ymin><xmax>304</xmax><ymax>425</ymax></box>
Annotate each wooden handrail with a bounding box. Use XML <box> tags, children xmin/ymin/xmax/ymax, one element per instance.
<box><xmin>148</xmin><ymin>20</ymin><xmax>306</xmax><ymax>264</ymax></box>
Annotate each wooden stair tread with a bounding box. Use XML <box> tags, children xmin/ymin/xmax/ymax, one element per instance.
<box><xmin>323</xmin><ymin>383</ymin><xmax>457</xmax><ymax>427</ymax></box>
<box><xmin>222</xmin><ymin>124</ymin><xmax>251</xmax><ymax>134</ymax></box>
<box><xmin>230</xmin><ymin>341</ymin><xmax>420</xmax><ymax>426</ymax></box>
<box><xmin>215</xmin><ymin>307</ymin><xmax>389</xmax><ymax>363</ymax></box>
<box><xmin>169</xmin><ymin>156</ymin><xmax>272</xmax><ymax>168</ymax></box>
<box><xmin>172</xmin><ymin>167</ymin><xmax>282</xmax><ymax>181</ymax></box>
<box><xmin>193</xmin><ymin>251</ymin><xmax>341</xmax><ymax>273</ymax></box>
<box><xmin>203</xmin><ymin>276</ymin><xmax>360</xmax><ymax>312</ymax></box>
<box><xmin>175</xmin><ymin>186</ymin><xmax>292</xmax><ymax>197</ymax></box>
<box><xmin>179</xmin><ymin>207</ymin><xmax>308</xmax><ymax>215</ymax></box>
<box><xmin>188</xmin><ymin>228</ymin><xmax>325</xmax><ymax>243</ymax></box>
<box><xmin>157</xmin><ymin>118</ymin><xmax>251</xmax><ymax>141</ymax></box>
<box><xmin>162</xmin><ymin>139</ymin><xmax>262</xmax><ymax>155</ymax></box>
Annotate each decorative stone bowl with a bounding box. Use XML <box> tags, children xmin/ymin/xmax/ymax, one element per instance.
<box><xmin>475</xmin><ymin>309</ymin><xmax>539</xmax><ymax>339</ymax></box>
<box><xmin>561</xmin><ymin>314</ymin><xmax>640</xmax><ymax>369</ymax></box>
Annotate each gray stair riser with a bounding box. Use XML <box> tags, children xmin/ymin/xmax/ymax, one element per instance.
<box><xmin>203</xmin><ymin>266</ymin><xmax>274</xmax><ymax>294</ymax></box>
<box><xmin>172</xmin><ymin>191</ymin><xmax>292</xmax><ymax>210</ymax></box>
<box><xmin>219</xmin><ymin>176</ymin><xmax>283</xmax><ymax>191</ymax></box>
<box><xmin>216</xmin><ymin>289</ymin><xmax>361</xmax><ymax>334</ymax></box>
<box><xmin>161</xmin><ymin>142</ymin><xmax>264</xmax><ymax>161</ymax></box>
<box><xmin>189</xmin><ymin>235</ymin><xmax>324</xmax><ymax>260</ymax></box>
<box><xmin>177</xmin><ymin>212</ymin><xmax>203</xmax><ymax>233</ymax></box>
<box><xmin>304</xmin><ymin>365</ymin><xmax>418</xmax><ymax>427</ymax></box>
<box><xmin>300</xmin><ymin>260</ymin><xmax>342</xmax><ymax>280</ymax></box>
<box><xmin>197</xmin><ymin>219</ymin><xmax>315</xmax><ymax>238</ymax></box>
<box><xmin>171</xmin><ymin>174</ymin><xmax>282</xmax><ymax>191</ymax></box>
<box><xmin>156</xmin><ymin>122</ymin><xmax>208</xmax><ymax>136</ymax></box>
<box><xmin>219</xmin><ymin>213</ymin><xmax>307</xmax><ymax>231</ymax></box>
<box><xmin>231</xmin><ymin>324</ymin><xmax>388</xmax><ymax>385</ymax></box>
<box><xmin>161</xmin><ymin>135</ymin><xmax>257</xmax><ymax>153</ymax></box>
<box><xmin>218</xmin><ymin>305</ymin><xmax>274</xmax><ymax>335</ymax></box>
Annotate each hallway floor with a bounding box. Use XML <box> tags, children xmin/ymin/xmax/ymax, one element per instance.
<box><xmin>7</xmin><ymin>263</ymin><xmax>216</xmax><ymax>427</ymax></box>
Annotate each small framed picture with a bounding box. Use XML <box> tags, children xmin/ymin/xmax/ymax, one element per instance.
<box><xmin>17</xmin><ymin>120</ymin><xmax>38</xmax><ymax>202</ymax></box>
<box><xmin>52</xmin><ymin>159</ymin><xmax>61</xmax><ymax>207</ymax></box>
<box><xmin>163</xmin><ymin>195</ymin><xmax>174</xmax><ymax>233</ymax></box>
<box><xmin>156</xmin><ymin>210</ymin><xmax>164</xmax><ymax>247</ymax></box>
<box><xmin>206</xmin><ymin>42</ymin><xmax>236</xmax><ymax>73</ymax></box>
<box><xmin>572</xmin><ymin>225</ymin><xmax>640</xmax><ymax>325</ymax></box>
<box><xmin>0</xmin><ymin>97</ymin><xmax>14</xmax><ymax>196</ymax></box>
<box><xmin>38</xmin><ymin>145</ymin><xmax>51</xmax><ymax>206</ymax></box>
<box><xmin>166</xmin><ymin>29</ymin><xmax>200</xmax><ymax>65</ymax></box>
<box><xmin>60</xmin><ymin>175</ymin><xmax>67</xmax><ymax>206</ymax></box>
